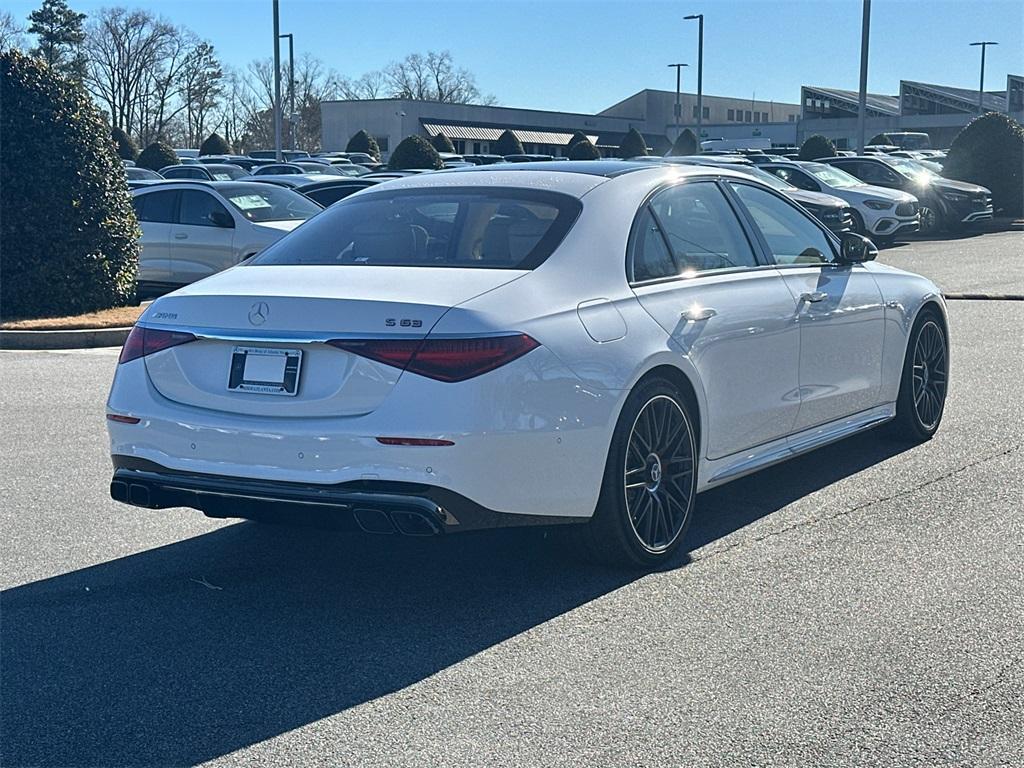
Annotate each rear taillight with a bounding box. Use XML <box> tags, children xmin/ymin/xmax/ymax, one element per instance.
<box><xmin>328</xmin><ymin>334</ymin><xmax>539</xmax><ymax>383</ymax></box>
<box><xmin>118</xmin><ymin>325</ymin><xmax>197</xmax><ymax>364</ymax></box>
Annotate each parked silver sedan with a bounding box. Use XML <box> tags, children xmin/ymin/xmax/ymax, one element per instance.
<box><xmin>131</xmin><ymin>181</ymin><xmax>322</xmax><ymax>296</ymax></box>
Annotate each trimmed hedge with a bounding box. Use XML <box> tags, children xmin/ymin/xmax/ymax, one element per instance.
<box><xmin>136</xmin><ymin>140</ymin><xmax>179</xmax><ymax>171</ymax></box>
<box><xmin>346</xmin><ymin>129</ymin><xmax>380</xmax><ymax>161</ymax></box>
<box><xmin>944</xmin><ymin>112</ymin><xmax>1024</xmax><ymax>217</ymax></box>
<box><xmin>667</xmin><ymin>128</ymin><xmax>698</xmax><ymax>156</ymax></box>
<box><xmin>566</xmin><ymin>130</ymin><xmax>588</xmax><ymax>149</ymax></box>
<box><xmin>493</xmin><ymin>129</ymin><xmax>523</xmax><ymax>156</ymax></box>
<box><xmin>868</xmin><ymin>133</ymin><xmax>893</xmax><ymax>145</ymax></box>
<box><xmin>430</xmin><ymin>132</ymin><xmax>456</xmax><ymax>153</ymax></box>
<box><xmin>0</xmin><ymin>51</ymin><xmax>139</xmax><ymax>319</ymax></box>
<box><xmin>568</xmin><ymin>138</ymin><xmax>600</xmax><ymax>160</ymax></box>
<box><xmin>388</xmin><ymin>135</ymin><xmax>443</xmax><ymax>170</ymax></box>
<box><xmin>618</xmin><ymin>127</ymin><xmax>648</xmax><ymax>158</ymax></box>
<box><xmin>111</xmin><ymin>126</ymin><xmax>137</xmax><ymax>161</ymax></box>
<box><xmin>799</xmin><ymin>134</ymin><xmax>837</xmax><ymax>161</ymax></box>
<box><xmin>200</xmin><ymin>132</ymin><xmax>231</xmax><ymax>156</ymax></box>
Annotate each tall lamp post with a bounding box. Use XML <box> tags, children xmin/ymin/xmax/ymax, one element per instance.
<box><xmin>684</xmin><ymin>14</ymin><xmax>704</xmax><ymax>141</ymax></box>
<box><xmin>667</xmin><ymin>63</ymin><xmax>688</xmax><ymax>140</ymax></box>
<box><xmin>278</xmin><ymin>33</ymin><xmax>295</xmax><ymax>150</ymax></box>
<box><xmin>970</xmin><ymin>41</ymin><xmax>998</xmax><ymax>113</ymax></box>
<box><xmin>272</xmin><ymin>0</ymin><xmax>282</xmax><ymax>160</ymax></box>
<box><xmin>856</xmin><ymin>0</ymin><xmax>871</xmax><ymax>153</ymax></box>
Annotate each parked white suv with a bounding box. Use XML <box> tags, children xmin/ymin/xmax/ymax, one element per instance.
<box><xmin>762</xmin><ymin>161</ymin><xmax>919</xmax><ymax>244</ymax></box>
<box><xmin>132</xmin><ymin>181</ymin><xmax>322</xmax><ymax>296</ymax></box>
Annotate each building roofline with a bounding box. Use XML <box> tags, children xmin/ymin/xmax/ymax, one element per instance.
<box><xmin>320</xmin><ymin>97</ymin><xmax>624</xmax><ymax>122</ymax></box>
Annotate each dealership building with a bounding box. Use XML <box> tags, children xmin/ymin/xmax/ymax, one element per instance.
<box><xmin>320</xmin><ymin>76</ymin><xmax>1023</xmax><ymax>158</ymax></box>
<box><xmin>800</xmin><ymin>76</ymin><xmax>1024</xmax><ymax>147</ymax></box>
<box><xmin>320</xmin><ymin>89</ymin><xmax>801</xmax><ymax>158</ymax></box>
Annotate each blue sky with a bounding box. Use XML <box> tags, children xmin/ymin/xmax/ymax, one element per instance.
<box><xmin>8</xmin><ymin>0</ymin><xmax>1023</xmax><ymax>112</ymax></box>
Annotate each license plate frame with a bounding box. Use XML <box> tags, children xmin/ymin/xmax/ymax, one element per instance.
<box><xmin>227</xmin><ymin>346</ymin><xmax>302</xmax><ymax>396</ymax></box>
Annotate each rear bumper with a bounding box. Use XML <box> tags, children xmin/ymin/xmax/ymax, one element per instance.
<box><xmin>111</xmin><ymin>457</ymin><xmax>583</xmax><ymax>535</ymax></box>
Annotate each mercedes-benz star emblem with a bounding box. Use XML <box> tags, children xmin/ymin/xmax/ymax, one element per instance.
<box><xmin>248</xmin><ymin>301</ymin><xmax>269</xmax><ymax>326</ymax></box>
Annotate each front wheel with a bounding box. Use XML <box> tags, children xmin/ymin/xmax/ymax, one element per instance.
<box><xmin>888</xmin><ymin>310</ymin><xmax>948</xmax><ymax>442</ymax></box>
<box><xmin>918</xmin><ymin>204</ymin><xmax>943</xmax><ymax>236</ymax></box>
<box><xmin>580</xmin><ymin>378</ymin><xmax>698</xmax><ymax>568</ymax></box>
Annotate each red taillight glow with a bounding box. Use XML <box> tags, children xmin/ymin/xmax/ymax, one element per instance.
<box><xmin>118</xmin><ymin>325</ymin><xmax>197</xmax><ymax>364</ymax></box>
<box><xmin>328</xmin><ymin>334</ymin><xmax>540</xmax><ymax>383</ymax></box>
<box><xmin>376</xmin><ymin>437</ymin><xmax>455</xmax><ymax>447</ymax></box>
<box><xmin>106</xmin><ymin>413</ymin><xmax>141</xmax><ymax>424</ymax></box>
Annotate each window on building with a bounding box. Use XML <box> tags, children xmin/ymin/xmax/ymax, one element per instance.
<box><xmin>702</xmin><ymin>106</ymin><xmax>709</xmax><ymax>119</ymax></box>
<box><xmin>745</xmin><ymin>110</ymin><xmax>752</xmax><ymax>122</ymax></box>
<box><xmin>692</xmin><ymin>105</ymin><xmax>698</xmax><ymax>118</ymax></box>
<box><xmin>754</xmin><ymin>112</ymin><xmax>761</xmax><ymax>123</ymax></box>
<box><xmin>762</xmin><ymin>112</ymin><xmax>769</xmax><ymax>122</ymax></box>
<box><xmin>473</xmin><ymin>142</ymin><xmax>482</xmax><ymax>154</ymax></box>
<box><xmin>453</xmin><ymin>140</ymin><xmax>466</xmax><ymax>154</ymax></box>
<box><xmin>375</xmin><ymin>136</ymin><xmax>389</xmax><ymax>152</ymax></box>
<box><xmin>728</xmin><ymin>109</ymin><xmax>735</xmax><ymax>121</ymax></box>
<box><xmin>788</xmin><ymin>114</ymin><xmax>796</xmax><ymax>122</ymax></box>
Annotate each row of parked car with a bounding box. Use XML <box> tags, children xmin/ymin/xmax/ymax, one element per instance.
<box><xmin>126</xmin><ymin>145</ymin><xmax>992</xmax><ymax>299</ymax></box>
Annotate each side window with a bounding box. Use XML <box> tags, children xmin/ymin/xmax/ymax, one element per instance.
<box><xmin>853</xmin><ymin>161</ymin><xmax>898</xmax><ymax>185</ymax></box>
<box><xmin>631</xmin><ymin>209</ymin><xmax>675</xmax><ymax>282</ymax></box>
<box><xmin>730</xmin><ymin>183</ymin><xmax>834</xmax><ymax>266</ymax></box>
<box><xmin>179</xmin><ymin>190</ymin><xmax>231</xmax><ymax>227</ymax></box>
<box><xmin>136</xmin><ymin>191</ymin><xmax>177</xmax><ymax>223</ymax></box>
<box><xmin>790</xmin><ymin>171</ymin><xmax>820</xmax><ymax>192</ymax></box>
<box><xmin>647</xmin><ymin>181</ymin><xmax>758</xmax><ymax>274</ymax></box>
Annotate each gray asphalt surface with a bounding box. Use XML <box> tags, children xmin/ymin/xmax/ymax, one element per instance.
<box><xmin>878</xmin><ymin>230</ymin><xmax>1024</xmax><ymax>296</ymax></box>
<box><xmin>2</xmin><ymin>245</ymin><xmax>1023</xmax><ymax>766</ymax></box>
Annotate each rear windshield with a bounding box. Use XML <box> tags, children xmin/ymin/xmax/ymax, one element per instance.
<box><xmin>249</xmin><ymin>188</ymin><xmax>582</xmax><ymax>269</ymax></box>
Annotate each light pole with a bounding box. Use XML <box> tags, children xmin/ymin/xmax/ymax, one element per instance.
<box><xmin>272</xmin><ymin>0</ymin><xmax>282</xmax><ymax>160</ymax></box>
<box><xmin>667</xmin><ymin>63</ymin><xmax>688</xmax><ymax>140</ymax></box>
<box><xmin>684</xmin><ymin>14</ymin><xmax>703</xmax><ymax>140</ymax></box>
<box><xmin>856</xmin><ymin>0</ymin><xmax>871</xmax><ymax>153</ymax></box>
<box><xmin>278</xmin><ymin>33</ymin><xmax>295</xmax><ymax>150</ymax></box>
<box><xmin>970</xmin><ymin>41</ymin><xmax>998</xmax><ymax>113</ymax></box>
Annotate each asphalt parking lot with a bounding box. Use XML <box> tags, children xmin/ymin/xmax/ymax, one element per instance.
<box><xmin>2</xmin><ymin>231</ymin><xmax>1022</xmax><ymax>767</ymax></box>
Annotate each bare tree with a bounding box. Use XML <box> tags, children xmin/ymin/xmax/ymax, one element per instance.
<box><xmin>0</xmin><ymin>11</ymin><xmax>26</xmax><ymax>51</ymax></box>
<box><xmin>179</xmin><ymin>41</ymin><xmax>223</xmax><ymax>146</ymax></box>
<box><xmin>338</xmin><ymin>69</ymin><xmax>387</xmax><ymax>100</ymax></box>
<box><xmin>384</xmin><ymin>50</ymin><xmax>494</xmax><ymax>105</ymax></box>
<box><xmin>83</xmin><ymin>8</ymin><xmax>176</xmax><ymax>137</ymax></box>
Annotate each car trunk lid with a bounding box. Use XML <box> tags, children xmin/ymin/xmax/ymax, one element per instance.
<box><xmin>140</xmin><ymin>265</ymin><xmax>526</xmax><ymax>417</ymax></box>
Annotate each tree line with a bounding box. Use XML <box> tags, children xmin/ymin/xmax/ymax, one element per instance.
<box><xmin>0</xmin><ymin>0</ymin><xmax>495</xmax><ymax>152</ymax></box>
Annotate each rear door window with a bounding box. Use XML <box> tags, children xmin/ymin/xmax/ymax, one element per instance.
<box><xmin>250</xmin><ymin>188</ymin><xmax>582</xmax><ymax>269</ymax></box>
<box><xmin>135</xmin><ymin>191</ymin><xmax>178</xmax><ymax>223</ymax></box>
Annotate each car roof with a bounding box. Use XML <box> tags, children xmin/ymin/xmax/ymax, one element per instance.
<box><xmin>132</xmin><ymin>180</ymin><xmax>292</xmax><ymax>194</ymax></box>
<box><xmin>296</xmin><ymin>178</ymin><xmax>382</xmax><ymax>191</ymax></box>
<box><xmin>359</xmin><ymin>161</ymin><xmax>759</xmax><ymax>199</ymax></box>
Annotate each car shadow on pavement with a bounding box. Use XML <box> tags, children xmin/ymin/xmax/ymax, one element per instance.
<box><xmin>1</xmin><ymin>432</ymin><xmax>912</xmax><ymax>767</ymax></box>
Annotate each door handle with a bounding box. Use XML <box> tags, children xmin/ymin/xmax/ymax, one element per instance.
<box><xmin>800</xmin><ymin>291</ymin><xmax>827</xmax><ymax>303</ymax></box>
<box><xmin>174</xmin><ymin>233</ymin><xmax>188</xmax><ymax>240</ymax></box>
<box><xmin>681</xmin><ymin>307</ymin><xmax>717</xmax><ymax>321</ymax></box>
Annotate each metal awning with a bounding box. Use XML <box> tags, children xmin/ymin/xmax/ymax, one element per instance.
<box><xmin>422</xmin><ymin>122</ymin><xmax>598</xmax><ymax>146</ymax></box>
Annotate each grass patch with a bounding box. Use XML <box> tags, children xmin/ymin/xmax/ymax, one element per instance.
<box><xmin>0</xmin><ymin>304</ymin><xmax>144</xmax><ymax>330</ymax></box>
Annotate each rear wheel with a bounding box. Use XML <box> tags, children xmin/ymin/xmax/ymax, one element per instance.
<box><xmin>580</xmin><ymin>378</ymin><xmax>698</xmax><ymax>568</ymax></box>
<box><xmin>850</xmin><ymin>210</ymin><xmax>867</xmax><ymax>236</ymax></box>
<box><xmin>888</xmin><ymin>310</ymin><xmax>948</xmax><ymax>442</ymax></box>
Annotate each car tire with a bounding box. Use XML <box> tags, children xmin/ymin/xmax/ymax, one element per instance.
<box><xmin>579</xmin><ymin>377</ymin><xmax>698</xmax><ymax>568</ymax></box>
<box><xmin>850</xmin><ymin>210</ymin><xmax>867</xmax><ymax>236</ymax></box>
<box><xmin>887</xmin><ymin>309</ymin><xmax>948</xmax><ymax>443</ymax></box>
<box><xmin>918</xmin><ymin>204</ymin><xmax>943</xmax><ymax>235</ymax></box>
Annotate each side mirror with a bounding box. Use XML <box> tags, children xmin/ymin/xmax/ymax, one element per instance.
<box><xmin>838</xmin><ymin>231</ymin><xmax>877</xmax><ymax>264</ymax></box>
<box><xmin>210</xmin><ymin>210</ymin><xmax>234</xmax><ymax>228</ymax></box>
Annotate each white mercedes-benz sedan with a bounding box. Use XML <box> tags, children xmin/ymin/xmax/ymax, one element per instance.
<box><xmin>107</xmin><ymin>161</ymin><xmax>949</xmax><ymax>567</ymax></box>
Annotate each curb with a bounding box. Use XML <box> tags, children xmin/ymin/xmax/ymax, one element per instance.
<box><xmin>944</xmin><ymin>293</ymin><xmax>1024</xmax><ymax>301</ymax></box>
<box><xmin>0</xmin><ymin>326</ymin><xmax>132</xmax><ymax>350</ymax></box>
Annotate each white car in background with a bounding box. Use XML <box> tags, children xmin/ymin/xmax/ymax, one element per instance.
<box><xmin>131</xmin><ymin>181</ymin><xmax>322</xmax><ymax>296</ymax></box>
<box><xmin>761</xmin><ymin>161</ymin><xmax>920</xmax><ymax>244</ymax></box>
<box><xmin>109</xmin><ymin>162</ymin><xmax>949</xmax><ymax>567</ymax></box>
